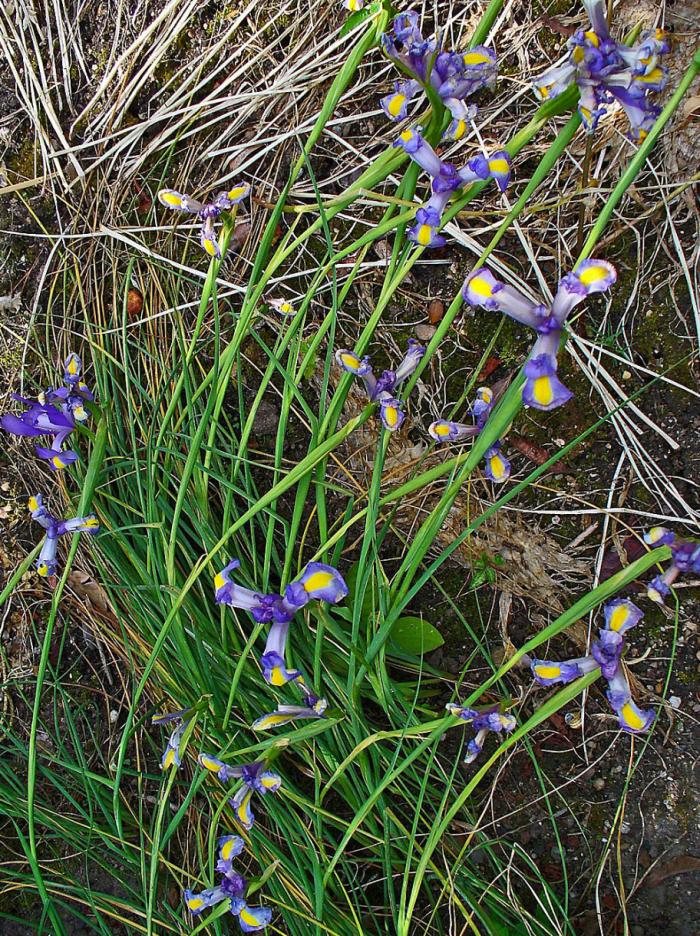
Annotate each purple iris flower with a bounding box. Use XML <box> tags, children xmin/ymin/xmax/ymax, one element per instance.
<box><xmin>463</xmin><ymin>260</ymin><xmax>616</xmax><ymax>412</ymax></box>
<box><xmin>152</xmin><ymin>709</ymin><xmax>192</xmax><ymax>770</ymax></box>
<box><xmin>184</xmin><ymin>836</ymin><xmax>272</xmax><ymax>930</ymax></box>
<box><xmin>533</xmin><ymin>1</ymin><xmax>670</xmax><ymax>141</ymax></box>
<box><xmin>158</xmin><ymin>183</ymin><xmax>250</xmax><ymax>258</ymax></box>
<box><xmin>530</xmin><ymin>596</ymin><xmax>654</xmax><ymax>733</ymax></box>
<box><xmin>335</xmin><ymin>339</ymin><xmax>425</xmax><ymax>432</ymax></box>
<box><xmin>198</xmin><ymin>755</ymin><xmax>282</xmax><ymax>831</ymax></box>
<box><xmin>380</xmin><ymin>11</ymin><xmax>497</xmax><ymax>139</ymax></box>
<box><xmin>644</xmin><ymin>531</ymin><xmax>700</xmax><ymax>605</ymax></box>
<box><xmin>483</xmin><ymin>442</ymin><xmax>510</xmax><ymax>484</ymax></box>
<box><xmin>2</xmin><ymin>354</ymin><xmax>93</xmax><ymax>470</ymax></box>
<box><xmin>28</xmin><ymin>493</ymin><xmax>99</xmax><ymax>578</ymax></box>
<box><xmin>214</xmin><ymin>559</ymin><xmax>289</xmax><ymax>623</ymax></box>
<box><xmin>446</xmin><ymin>702</ymin><xmax>517</xmax><ymax>764</ymax></box>
<box><xmin>394</xmin><ymin>127</ymin><xmax>511</xmax><ymax>247</ymax></box>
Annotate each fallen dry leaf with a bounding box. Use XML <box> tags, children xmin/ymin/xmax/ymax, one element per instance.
<box><xmin>647</xmin><ymin>855</ymin><xmax>700</xmax><ymax>888</ymax></box>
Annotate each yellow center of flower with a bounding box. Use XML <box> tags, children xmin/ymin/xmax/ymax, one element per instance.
<box><xmin>341</xmin><ymin>353</ymin><xmax>360</xmax><ymax>369</ymax></box>
<box><xmin>52</xmin><ymin>455</ymin><xmax>66</xmax><ymax>470</ymax></box>
<box><xmin>28</xmin><ymin>496</ymin><xmax>39</xmax><ymax>511</ymax></box>
<box><xmin>620</xmin><ymin>702</ymin><xmax>645</xmax><ymax>731</ymax></box>
<box><xmin>203</xmin><ymin>236</ymin><xmax>218</xmax><ymax>257</ymax></box>
<box><xmin>214</xmin><ymin>572</ymin><xmax>226</xmax><ymax>591</ymax></box>
<box><xmin>187</xmin><ymin>896</ymin><xmax>205</xmax><ymax>911</ymax></box>
<box><xmin>608</xmin><ymin>605</ymin><xmax>629</xmax><ymax>632</ymax></box>
<box><xmin>304</xmin><ymin>570</ymin><xmax>334</xmax><ymax>593</ymax></box>
<box><xmin>227</xmin><ymin>185</ymin><xmax>247</xmax><ymax>200</ymax></box>
<box><xmin>434</xmin><ymin>423</ymin><xmax>451</xmax><ymax>437</ymax></box>
<box><xmin>400</xmin><ymin>129</ymin><xmax>414</xmax><ymax>142</ymax></box>
<box><xmin>387</xmin><ymin>94</ymin><xmax>406</xmax><ymax>118</ymax></box>
<box><xmin>532</xmin><ymin>376</ymin><xmax>554</xmax><ymax>407</ymax></box>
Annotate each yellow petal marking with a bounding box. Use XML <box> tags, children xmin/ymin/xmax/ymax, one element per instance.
<box><xmin>387</xmin><ymin>94</ymin><xmax>406</xmax><ymax>118</ymax></box>
<box><xmin>37</xmin><ymin>563</ymin><xmax>49</xmax><ymax>577</ymax></box>
<box><xmin>532</xmin><ymin>376</ymin><xmax>554</xmax><ymax>407</ymax></box>
<box><xmin>490</xmin><ymin>455</ymin><xmax>505</xmax><ymax>480</ymax></box>
<box><xmin>269</xmin><ymin>666</ymin><xmax>288</xmax><ymax>686</ymax></box>
<box><xmin>400</xmin><ymin>129</ymin><xmax>414</xmax><ymax>142</ymax></box>
<box><xmin>239</xmin><ymin>907</ymin><xmax>262</xmax><ymax>927</ymax></box>
<box><xmin>227</xmin><ymin>185</ymin><xmax>247</xmax><ymax>200</ymax></box>
<box><xmin>254</xmin><ymin>713</ymin><xmax>294</xmax><ymax>729</ymax></box>
<box><xmin>200</xmin><ymin>754</ymin><xmax>223</xmax><ymax>772</ymax></box>
<box><xmin>534</xmin><ymin>664</ymin><xmax>562</xmax><ymax>680</ymax></box>
<box><xmin>203</xmin><ymin>237</ymin><xmax>218</xmax><ymax>257</ymax></box>
<box><xmin>163</xmin><ymin>748</ymin><xmax>176</xmax><ymax>769</ymax></box>
<box><xmin>221</xmin><ymin>838</ymin><xmax>238</xmax><ymax>860</ymax></box>
<box><xmin>160</xmin><ymin>191</ymin><xmax>183</xmax><ymax>208</ymax></box>
<box><xmin>468</xmin><ymin>274</ymin><xmax>494</xmax><ymax>298</ymax></box>
<box><xmin>620</xmin><ymin>702</ymin><xmax>645</xmax><ymax>731</ymax></box>
<box><xmin>52</xmin><ymin>456</ymin><xmax>66</xmax><ymax>470</ymax></box>
<box><xmin>488</xmin><ymin>158</ymin><xmax>509</xmax><ymax>175</ymax></box>
<box><xmin>435</xmin><ymin>423</ymin><xmax>451</xmax><ymax>437</ymax></box>
<box><xmin>214</xmin><ymin>572</ymin><xmax>226</xmax><ymax>591</ymax></box>
<box><xmin>584</xmin><ymin>30</ymin><xmax>599</xmax><ymax>47</ymax></box>
<box><xmin>416</xmin><ymin>224</ymin><xmax>433</xmax><ymax>246</ymax></box>
<box><xmin>463</xmin><ymin>51</ymin><xmax>491</xmax><ymax>65</ymax></box>
<box><xmin>304</xmin><ymin>570</ymin><xmax>334</xmax><ymax>593</ymax></box>
<box><xmin>384</xmin><ymin>407</ymin><xmax>398</xmax><ymax>428</ymax></box>
<box><xmin>187</xmin><ymin>896</ymin><xmax>205</xmax><ymax>911</ymax></box>
<box><xmin>28</xmin><ymin>496</ymin><xmax>38</xmax><ymax>511</ymax></box>
<box><xmin>608</xmin><ymin>605</ymin><xmax>629</xmax><ymax>632</ymax></box>
<box><xmin>577</xmin><ymin>264</ymin><xmax>609</xmax><ymax>286</ymax></box>
<box><xmin>341</xmin><ymin>353</ymin><xmax>360</xmax><ymax>369</ymax></box>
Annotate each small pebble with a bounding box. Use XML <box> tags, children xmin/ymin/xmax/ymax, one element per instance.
<box><xmin>669</xmin><ymin>695</ymin><xmax>681</xmax><ymax>709</ymax></box>
<box><xmin>622</xmin><ymin>370</ymin><xmax>632</xmax><ymax>380</ymax></box>
<box><xmin>593</xmin><ymin>777</ymin><xmax>605</xmax><ymax>791</ymax></box>
<box><xmin>415</xmin><ymin>323</ymin><xmax>436</xmax><ymax>341</ymax></box>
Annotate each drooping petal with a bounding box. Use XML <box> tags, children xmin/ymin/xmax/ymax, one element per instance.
<box><xmin>36</xmin><ymin>533</ymin><xmax>59</xmax><ymax>577</ymax></box>
<box><xmin>218</xmin><ymin>835</ymin><xmax>245</xmax><ymax>864</ymax></box>
<box><xmin>34</xmin><ymin>446</ymin><xmax>78</xmax><ymax>471</ymax></box>
<box><xmin>647</xmin><ymin>573</ymin><xmax>672</xmax><ymax>605</ymax></box>
<box><xmin>251</xmin><ymin>699</ymin><xmax>327</xmax><ymax>731</ymax></box>
<box><xmin>643</xmin><ymin>527</ymin><xmax>675</xmax><ymax>547</ymax></box>
<box><xmin>445</xmin><ymin>703</ymin><xmax>479</xmax><ymax>721</ymax></box>
<box><xmin>235</xmin><ymin>901</ymin><xmax>273</xmax><ymax>932</ymax></box>
<box><xmin>213</xmin><ymin>183</ymin><xmax>251</xmax><ymax>210</ymax></box>
<box><xmin>231</xmin><ymin>784</ymin><xmax>255</xmax><ymax>830</ymax></box>
<box><xmin>380</xmin><ymin>79</ymin><xmax>422</xmax><ymax>121</ymax></box>
<box><xmin>284</xmin><ymin>563</ymin><xmax>349</xmax><ymax>609</ymax></box>
<box><xmin>428</xmin><ymin>420</ymin><xmax>478</xmax><ymax>442</ymax></box>
<box><xmin>268</xmin><ymin>297</ymin><xmax>296</xmax><ymax>316</ymax></box>
<box><xmin>533</xmin><ymin>61</ymin><xmax>577</xmax><ymax>101</ymax></box>
<box><xmin>603</xmin><ymin>598</ymin><xmax>643</xmax><ymax>635</ymax></box>
<box><xmin>379</xmin><ymin>397</ymin><xmax>405</xmax><ymax>432</ymax></box>
<box><xmin>158</xmin><ymin>189</ymin><xmax>203</xmax><ymax>213</ymax></box>
<box><xmin>521</xmin><ymin>354</ymin><xmax>573</xmax><ymax>411</ymax></box>
<box><xmin>184</xmin><ymin>886</ymin><xmax>227</xmax><ymax>915</ymax></box>
<box><xmin>531</xmin><ymin>657</ymin><xmax>596</xmax><ymax>686</ymax></box>
<box><xmin>56</xmin><ymin>515</ymin><xmax>100</xmax><ymax>535</ymax></box>
<box><xmin>200</xmin><ymin>215</ymin><xmax>221</xmax><ymax>259</ymax></box>
<box><xmin>257</xmin><ymin>771</ymin><xmax>282</xmax><ymax>794</ymax></box>
<box><xmin>1</xmin><ymin>412</ymin><xmax>44</xmax><ymax>437</ymax></box>
<box><xmin>483</xmin><ymin>444</ymin><xmax>510</xmax><ymax>484</ymax></box>
<box><xmin>486</xmin><ymin>151</ymin><xmax>512</xmax><ymax>192</ymax></box>
<box><xmin>551</xmin><ymin>259</ymin><xmax>616</xmax><ymax>323</ymax></box>
<box><xmin>606</xmin><ymin>666</ymin><xmax>654</xmax><ymax>734</ymax></box>
<box><xmin>462</xmin><ymin>268</ymin><xmax>542</xmax><ymax>327</ymax></box>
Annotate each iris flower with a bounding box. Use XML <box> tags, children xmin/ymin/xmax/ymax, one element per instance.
<box><xmin>28</xmin><ymin>493</ymin><xmax>99</xmax><ymax>577</ymax></box>
<box><xmin>429</xmin><ymin>385</ymin><xmax>511</xmax><ymax>484</ymax></box>
<box><xmin>152</xmin><ymin>709</ymin><xmax>192</xmax><ymax>770</ymax></box>
<box><xmin>380</xmin><ymin>11</ymin><xmax>497</xmax><ymax>141</ymax></box>
<box><xmin>184</xmin><ymin>835</ymin><xmax>272</xmax><ymax>931</ymax></box>
<box><xmin>643</xmin><ymin>528</ymin><xmax>700</xmax><ymax>605</ymax></box>
<box><xmin>446</xmin><ymin>702</ymin><xmax>516</xmax><ymax>763</ymax></box>
<box><xmin>395</xmin><ymin>126</ymin><xmax>511</xmax><ymax>247</ymax></box>
<box><xmin>198</xmin><ymin>756</ymin><xmax>282</xmax><ymax>830</ymax></box>
<box><xmin>530</xmin><ymin>597</ymin><xmax>654</xmax><ymax>733</ymax></box>
<box><xmin>533</xmin><ymin>0</ymin><xmax>669</xmax><ymax>141</ymax></box>
<box><xmin>463</xmin><ymin>259</ymin><xmax>616</xmax><ymax>411</ymax></box>
<box><xmin>335</xmin><ymin>339</ymin><xmax>425</xmax><ymax>431</ymax></box>
<box><xmin>157</xmin><ymin>183</ymin><xmax>250</xmax><ymax>258</ymax></box>
<box><xmin>1</xmin><ymin>354</ymin><xmax>93</xmax><ymax>470</ymax></box>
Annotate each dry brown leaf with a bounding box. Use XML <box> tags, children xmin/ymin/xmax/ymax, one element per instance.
<box><xmin>67</xmin><ymin>569</ymin><xmax>114</xmax><ymax>614</ymax></box>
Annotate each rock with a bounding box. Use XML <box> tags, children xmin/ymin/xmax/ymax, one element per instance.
<box><xmin>593</xmin><ymin>777</ymin><xmax>605</xmax><ymax>791</ymax></box>
<box><xmin>415</xmin><ymin>323</ymin><xmax>436</xmax><ymax>341</ymax></box>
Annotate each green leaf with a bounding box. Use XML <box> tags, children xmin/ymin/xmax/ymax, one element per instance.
<box><xmin>388</xmin><ymin>616</ymin><xmax>444</xmax><ymax>656</ymax></box>
<box><xmin>340</xmin><ymin>3</ymin><xmax>379</xmax><ymax>39</ymax></box>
